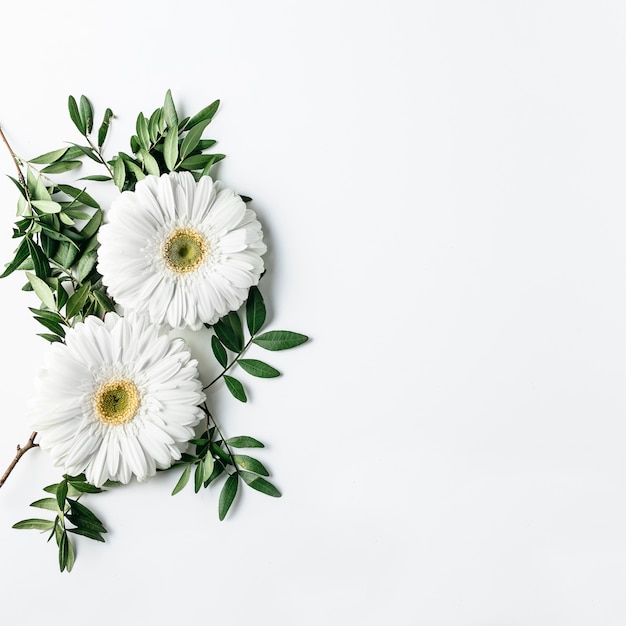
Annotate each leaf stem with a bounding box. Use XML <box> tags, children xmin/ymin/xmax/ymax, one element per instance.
<box><xmin>203</xmin><ymin>336</ymin><xmax>255</xmax><ymax>390</ymax></box>
<box><xmin>203</xmin><ymin>404</ymin><xmax>239</xmax><ymax>475</ymax></box>
<box><xmin>0</xmin><ymin>125</ymin><xmax>26</xmax><ymax>187</ymax></box>
<box><xmin>85</xmin><ymin>135</ymin><xmax>114</xmax><ymax>178</ymax></box>
<box><xmin>0</xmin><ymin>432</ymin><xmax>39</xmax><ymax>488</ymax></box>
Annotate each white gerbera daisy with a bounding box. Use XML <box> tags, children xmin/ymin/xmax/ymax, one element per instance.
<box><xmin>97</xmin><ymin>171</ymin><xmax>266</xmax><ymax>330</ymax></box>
<box><xmin>31</xmin><ymin>312</ymin><xmax>205</xmax><ymax>487</ymax></box>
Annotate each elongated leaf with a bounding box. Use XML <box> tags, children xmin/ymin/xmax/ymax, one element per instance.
<box><xmin>234</xmin><ymin>455</ymin><xmax>269</xmax><ymax>476</ymax></box>
<box><xmin>211</xmin><ymin>335</ymin><xmax>228</xmax><ymax>368</ymax></box>
<box><xmin>179</xmin><ymin>120</ymin><xmax>210</xmax><ymax>162</ymax></box>
<box><xmin>56</xmin><ymin>480</ymin><xmax>68</xmax><ymax>510</ymax></box>
<box><xmin>54</xmin><ymin>241</ymin><xmax>79</xmax><ymax>268</ymax></box>
<box><xmin>179</xmin><ymin>154</ymin><xmax>220</xmax><ymax>170</ymax></box>
<box><xmin>226</xmin><ymin>436</ymin><xmax>265</xmax><ymax>449</ymax></box>
<box><xmin>67</xmin><ymin>527</ymin><xmax>105</xmax><ymax>542</ymax></box>
<box><xmin>26</xmin><ymin>237</ymin><xmax>50</xmax><ymax>278</ymax></box>
<box><xmin>34</xmin><ymin>316</ymin><xmax>65</xmax><ymax>337</ymax></box>
<box><xmin>246</xmin><ymin>286</ymin><xmax>266</xmax><ymax>335</ymax></box>
<box><xmin>29</xmin><ymin>498</ymin><xmax>60</xmax><ymax>511</ymax></box>
<box><xmin>79</xmin><ymin>174</ymin><xmax>112</xmax><ymax>182</ymax></box>
<box><xmin>138</xmin><ymin>149</ymin><xmax>160</xmax><ymax>176</ymax></box>
<box><xmin>29</xmin><ymin>147</ymin><xmax>69</xmax><ymax>165</ymax></box>
<box><xmin>171</xmin><ymin>464</ymin><xmax>192</xmax><ymax>495</ymax></box>
<box><xmin>136</xmin><ymin>113</ymin><xmax>150</xmax><ymax>150</ymax></box>
<box><xmin>163</xmin><ymin>127</ymin><xmax>179</xmax><ymax>171</ymax></box>
<box><xmin>210</xmin><ymin>442</ymin><xmax>231</xmax><ymax>464</ymax></box>
<box><xmin>186</xmin><ymin>100</ymin><xmax>220</xmax><ymax>130</ymax></box>
<box><xmin>79</xmin><ymin>95</ymin><xmax>94</xmax><ymax>134</ymax></box>
<box><xmin>32</xmin><ymin>200</ymin><xmax>62</xmax><ymax>214</ymax></box>
<box><xmin>76</xmin><ymin>251</ymin><xmax>97</xmax><ymax>282</ymax></box>
<box><xmin>203</xmin><ymin>453</ymin><xmax>215</xmax><ymax>481</ymax></box>
<box><xmin>238</xmin><ymin>359</ymin><xmax>280</xmax><ymax>378</ymax></box>
<box><xmin>98</xmin><ymin>108</ymin><xmax>113</xmax><ymax>147</ymax></box>
<box><xmin>13</xmin><ymin>518</ymin><xmax>55</xmax><ymax>531</ymax></box>
<box><xmin>67</xmin><ymin>500</ymin><xmax>106</xmax><ymax>533</ymax></box>
<box><xmin>219</xmin><ymin>473</ymin><xmax>239</xmax><ymax>521</ymax></box>
<box><xmin>224</xmin><ymin>375</ymin><xmax>247</xmax><ymax>402</ymax></box>
<box><xmin>80</xmin><ymin>209</ymin><xmax>102</xmax><ymax>239</ymax></box>
<box><xmin>67</xmin><ymin>478</ymin><xmax>102</xmax><ymax>494</ymax></box>
<box><xmin>113</xmin><ymin>157</ymin><xmax>126</xmax><ymax>190</ymax></box>
<box><xmin>1</xmin><ymin>237</ymin><xmax>30</xmax><ymax>278</ymax></box>
<box><xmin>66</xmin><ymin>281</ymin><xmax>91</xmax><ymax>319</ymax></box>
<box><xmin>66</xmin><ymin>534</ymin><xmax>75</xmax><ymax>572</ymax></box>
<box><xmin>68</xmin><ymin>96</ymin><xmax>85</xmax><ymax>134</ymax></box>
<box><xmin>164</xmin><ymin>89</ymin><xmax>178</xmax><ymax>129</ymax></box>
<box><xmin>58</xmin><ymin>531</ymin><xmax>69</xmax><ymax>572</ymax></box>
<box><xmin>194</xmin><ymin>461</ymin><xmax>204</xmax><ymax>493</ymax></box>
<box><xmin>57</xmin><ymin>184</ymin><xmax>99</xmax><ymax>208</ymax></box>
<box><xmin>38</xmin><ymin>333</ymin><xmax>63</xmax><ymax>343</ymax></box>
<box><xmin>26</xmin><ymin>272</ymin><xmax>56</xmax><ymax>310</ymax></box>
<box><xmin>40</xmin><ymin>161</ymin><xmax>82</xmax><ymax>175</ymax></box>
<box><xmin>253</xmin><ymin>330</ymin><xmax>309</xmax><ymax>351</ymax></box>
<box><xmin>240</xmin><ymin>471</ymin><xmax>281</xmax><ymax>497</ymax></box>
<box><xmin>214</xmin><ymin>311</ymin><xmax>244</xmax><ymax>352</ymax></box>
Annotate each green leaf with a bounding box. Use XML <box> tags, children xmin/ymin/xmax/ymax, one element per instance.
<box><xmin>58</xmin><ymin>531</ymin><xmax>69</xmax><ymax>572</ymax></box>
<box><xmin>57</xmin><ymin>184</ymin><xmax>99</xmax><ymax>208</ymax></box>
<box><xmin>29</xmin><ymin>498</ymin><xmax>60</xmax><ymax>511</ymax></box>
<box><xmin>240</xmin><ymin>471</ymin><xmax>281</xmax><ymax>497</ymax></box>
<box><xmin>98</xmin><ymin>108</ymin><xmax>113</xmax><ymax>147</ymax></box>
<box><xmin>32</xmin><ymin>200</ymin><xmax>62</xmax><ymax>214</ymax></box>
<box><xmin>41</xmin><ymin>161</ymin><xmax>82</xmax><ymax>175</ymax></box>
<box><xmin>185</xmin><ymin>100</ymin><xmax>220</xmax><ymax>130</ymax></box>
<box><xmin>53</xmin><ymin>241</ymin><xmax>79</xmax><ymax>268</ymax></box>
<box><xmin>218</xmin><ymin>473</ymin><xmax>238</xmax><ymax>521</ymax></box>
<box><xmin>67</xmin><ymin>478</ymin><xmax>102</xmax><ymax>494</ymax></box>
<box><xmin>179</xmin><ymin>120</ymin><xmax>211</xmax><ymax>162</ymax></box>
<box><xmin>66</xmin><ymin>534</ymin><xmax>76</xmax><ymax>572</ymax></box>
<box><xmin>163</xmin><ymin>127</ymin><xmax>179</xmax><ymax>171</ymax></box>
<box><xmin>224</xmin><ymin>375</ymin><xmax>247</xmax><ymax>403</ymax></box>
<box><xmin>253</xmin><ymin>330</ymin><xmax>309</xmax><ymax>351</ymax></box>
<box><xmin>194</xmin><ymin>461</ymin><xmax>204</xmax><ymax>493</ymax></box>
<box><xmin>211</xmin><ymin>335</ymin><xmax>228</xmax><ymax>368</ymax></box>
<box><xmin>66</xmin><ymin>281</ymin><xmax>91</xmax><ymax>319</ymax></box>
<box><xmin>214</xmin><ymin>311</ymin><xmax>244</xmax><ymax>352</ymax></box>
<box><xmin>79</xmin><ymin>175</ymin><xmax>112</xmax><ymax>182</ymax></box>
<box><xmin>92</xmin><ymin>290</ymin><xmax>115</xmax><ymax>313</ymax></box>
<box><xmin>199</xmin><ymin>154</ymin><xmax>226</xmax><ymax>176</ymax></box>
<box><xmin>179</xmin><ymin>154</ymin><xmax>220</xmax><ymax>170</ymax></box>
<box><xmin>171</xmin><ymin>464</ymin><xmax>192</xmax><ymax>495</ymax></box>
<box><xmin>203</xmin><ymin>453</ymin><xmax>215</xmax><ymax>482</ymax></box>
<box><xmin>26</xmin><ymin>272</ymin><xmax>56</xmax><ymax>310</ymax></box>
<box><xmin>226</xmin><ymin>436</ymin><xmax>265</xmax><ymax>449</ymax></box>
<box><xmin>164</xmin><ymin>89</ymin><xmax>178</xmax><ymax>129</ymax></box>
<box><xmin>43</xmin><ymin>483</ymin><xmax>60</xmax><ymax>495</ymax></box>
<box><xmin>13</xmin><ymin>518</ymin><xmax>55</xmax><ymax>531</ymax></box>
<box><xmin>246</xmin><ymin>286</ymin><xmax>266</xmax><ymax>335</ymax></box>
<box><xmin>136</xmin><ymin>113</ymin><xmax>151</xmax><ymax>150</ymax></box>
<box><xmin>76</xmin><ymin>251</ymin><xmax>97</xmax><ymax>282</ymax></box>
<box><xmin>56</xmin><ymin>480</ymin><xmax>68</xmax><ymax>510</ymax></box>
<box><xmin>234</xmin><ymin>455</ymin><xmax>269</xmax><ymax>476</ymax></box>
<box><xmin>113</xmin><ymin>157</ymin><xmax>126</xmax><ymax>190</ymax></box>
<box><xmin>79</xmin><ymin>95</ymin><xmax>94</xmax><ymax>134</ymax></box>
<box><xmin>29</xmin><ymin>147</ymin><xmax>69</xmax><ymax>165</ymax></box>
<box><xmin>80</xmin><ymin>209</ymin><xmax>102</xmax><ymax>239</ymax></box>
<box><xmin>138</xmin><ymin>149</ymin><xmax>160</xmax><ymax>176</ymax></box>
<box><xmin>68</xmin><ymin>96</ymin><xmax>85</xmax><ymax>134</ymax></box>
<box><xmin>34</xmin><ymin>316</ymin><xmax>65</xmax><ymax>337</ymax></box>
<box><xmin>67</xmin><ymin>499</ymin><xmax>107</xmax><ymax>533</ymax></box>
<box><xmin>66</xmin><ymin>142</ymin><xmax>100</xmax><ymax>163</ymax></box>
<box><xmin>238</xmin><ymin>359</ymin><xmax>280</xmax><ymax>378</ymax></box>
<box><xmin>0</xmin><ymin>237</ymin><xmax>29</xmax><ymax>279</ymax></box>
<box><xmin>67</xmin><ymin>527</ymin><xmax>105</xmax><ymax>542</ymax></box>
<box><xmin>210</xmin><ymin>442</ymin><xmax>232</xmax><ymax>465</ymax></box>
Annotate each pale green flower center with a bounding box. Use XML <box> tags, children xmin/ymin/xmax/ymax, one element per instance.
<box><xmin>94</xmin><ymin>379</ymin><xmax>140</xmax><ymax>425</ymax></box>
<box><xmin>163</xmin><ymin>228</ymin><xmax>208</xmax><ymax>274</ymax></box>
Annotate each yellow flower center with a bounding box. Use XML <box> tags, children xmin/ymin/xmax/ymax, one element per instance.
<box><xmin>163</xmin><ymin>228</ymin><xmax>208</xmax><ymax>274</ymax></box>
<box><xmin>94</xmin><ymin>379</ymin><xmax>140</xmax><ymax>425</ymax></box>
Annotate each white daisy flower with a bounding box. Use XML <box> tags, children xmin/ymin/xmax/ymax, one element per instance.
<box><xmin>97</xmin><ymin>171</ymin><xmax>266</xmax><ymax>330</ymax></box>
<box><xmin>31</xmin><ymin>312</ymin><xmax>205</xmax><ymax>487</ymax></box>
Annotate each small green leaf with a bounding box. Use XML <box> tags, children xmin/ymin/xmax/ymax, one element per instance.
<box><xmin>66</xmin><ymin>281</ymin><xmax>91</xmax><ymax>319</ymax></box>
<box><xmin>41</xmin><ymin>161</ymin><xmax>82</xmax><ymax>175</ymax></box>
<box><xmin>163</xmin><ymin>127</ymin><xmax>179</xmax><ymax>171</ymax></box>
<box><xmin>224</xmin><ymin>375</ymin><xmax>247</xmax><ymax>402</ymax></box>
<box><xmin>67</xmin><ymin>478</ymin><xmax>102</xmax><ymax>494</ymax></box>
<box><xmin>240</xmin><ymin>471</ymin><xmax>281</xmax><ymax>497</ymax></box>
<box><xmin>29</xmin><ymin>498</ymin><xmax>60</xmax><ymax>511</ymax></box>
<box><xmin>138</xmin><ymin>149</ymin><xmax>160</xmax><ymax>176</ymax></box>
<box><xmin>98</xmin><ymin>108</ymin><xmax>113</xmax><ymax>147</ymax></box>
<box><xmin>26</xmin><ymin>272</ymin><xmax>56</xmax><ymax>310</ymax></box>
<box><xmin>171</xmin><ymin>464</ymin><xmax>192</xmax><ymax>495</ymax></box>
<box><xmin>214</xmin><ymin>311</ymin><xmax>244</xmax><ymax>352</ymax></box>
<box><xmin>179</xmin><ymin>154</ymin><xmax>220</xmax><ymax>170</ymax></box>
<box><xmin>67</xmin><ymin>500</ymin><xmax>107</xmax><ymax>533</ymax></box>
<box><xmin>25</xmin><ymin>237</ymin><xmax>49</xmax><ymax>278</ymax></box>
<box><xmin>0</xmin><ymin>237</ymin><xmax>29</xmax><ymax>278</ymax></box>
<box><xmin>68</xmin><ymin>96</ymin><xmax>85</xmax><ymax>134</ymax></box>
<box><xmin>13</xmin><ymin>518</ymin><xmax>55</xmax><ymax>531</ymax></box>
<box><xmin>164</xmin><ymin>89</ymin><xmax>178</xmax><ymax>129</ymax></box>
<box><xmin>31</xmin><ymin>200</ymin><xmax>62</xmax><ymax>214</ymax></box>
<box><xmin>194</xmin><ymin>461</ymin><xmax>204</xmax><ymax>493</ymax></box>
<box><xmin>211</xmin><ymin>335</ymin><xmax>228</xmax><ymax>368</ymax></box>
<box><xmin>253</xmin><ymin>330</ymin><xmax>309</xmax><ymax>351</ymax></box>
<box><xmin>67</xmin><ymin>527</ymin><xmax>105</xmax><ymax>542</ymax></box>
<box><xmin>226</xmin><ymin>436</ymin><xmax>265</xmax><ymax>449</ymax></box>
<box><xmin>66</xmin><ymin>534</ymin><xmax>76</xmax><ymax>572</ymax></box>
<box><xmin>79</xmin><ymin>174</ymin><xmax>112</xmax><ymax>182</ymax></box>
<box><xmin>179</xmin><ymin>120</ymin><xmax>211</xmax><ymax>162</ymax></box>
<box><xmin>234</xmin><ymin>455</ymin><xmax>269</xmax><ymax>476</ymax></box>
<box><xmin>136</xmin><ymin>113</ymin><xmax>151</xmax><ymax>150</ymax></box>
<box><xmin>54</xmin><ymin>241</ymin><xmax>79</xmax><ymax>268</ymax></box>
<box><xmin>76</xmin><ymin>251</ymin><xmax>97</xmax><ymax>282</ymax></box>
<box><xmin>246</xmin><ymin>286</ymin><xmax>266</xmax><ymax>335</ymax></box>
<box><xmin>38</xmin><ymin>333</ymin><xmax>63</xmax><ymax>343</ymax></box>
<box><xmin>203</xmin><ymin>453</ymin><xmax>215</xmax><ymax>482</ymax></box>
<box><xmin>238</xmin><ymin>359</ymin><xmax>280</xmax><ymax>378</ymax></box>
<box><xmin>80</xmin><ymin>208</ymin><xmax>102</xmax><ymax>238</ymax></box>
<box><xmin>79</xmin><ymin>95</ymin><xmax>94</xmax><ymax>134</ymax></box>
<box><xmin>218</xmin><ymin>473</ymin><xmax>239</xmax><ymax>521</ymax></box>
<box><xmin>113</xmin><ymin>157</ymin><xmax>126</xmax><ymax>190</ymax></box>
<box><xmin>29</xmin><ymin>147</ymin><xmax>69</xmax><ymax>165</ymax></box>
<box><xmin>185</xmin><ymin>100</ymin><xmax>220</xmax><ymax>130</ymax></box>
<box><xmin>58</xmin><ymin>531</ymin><xmax>69</xmax><ymax>572</ymax></box>
<box><xmin>57</xmin><ymin>184</ymin><xmax>99</xmax><ymax>208</ymax></box>
<box><xmin>56</xmin><ymin>480</ymin><xmax>68</xmax><ymax>510</ymax></box>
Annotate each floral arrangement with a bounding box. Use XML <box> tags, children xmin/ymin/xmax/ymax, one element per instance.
<box><xmin>0</xmin><ymin>92</ymin><xmax>307</xmax><ymax>571</ymax></box>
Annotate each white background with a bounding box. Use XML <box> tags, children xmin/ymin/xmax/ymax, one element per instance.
<box><xmin>1</xmin><ymin>1</ymin><xmax>626</xmax><ymax>624</ymax></box>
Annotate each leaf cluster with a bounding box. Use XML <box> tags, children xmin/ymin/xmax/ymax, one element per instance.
<box><xmin>107</xmin><ymin>90</ymin><xmax>225</xmax><ymax>193</ymax></box>
<box><xmin>13</xmin><ymin>474</ymin><xmax>111</xmax><ymax>572</ymax></box>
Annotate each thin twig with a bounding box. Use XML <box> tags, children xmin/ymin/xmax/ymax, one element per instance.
<box><xmin>0</xmin><ymin>432</ymin><xmax>38</xmax><ymax>488</ymax></box>
<box><xmin>0</xmin><ymin>125</ymin><xmax>26</xmax><ymax>186</ymax></box>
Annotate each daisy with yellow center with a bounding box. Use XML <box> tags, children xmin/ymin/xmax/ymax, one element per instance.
<box><xmin>30</xmin><ymin>313</ymin><xmax>205</xmax><ymax>487</ymax></box>
<box><xmin>97</xmin><ymin>172</ymin><xmax>266</xmax><ymax>330</ymax></box>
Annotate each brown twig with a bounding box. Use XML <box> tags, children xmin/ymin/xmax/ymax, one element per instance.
<box><xmin>0</xmin><ymin>432</ymin><xmax>38</xmax><ymax>488</ymax></box>
<box><xmin>0</xmin><ymin>125</ymin><xmax>26</xmax><ymax>187</ymax></box>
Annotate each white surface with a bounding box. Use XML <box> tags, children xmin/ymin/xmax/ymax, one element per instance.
<box><xmin>1</xmin><ymin>0</ymin><xmax>626</xmax><ymax>624</ymax></box>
